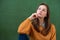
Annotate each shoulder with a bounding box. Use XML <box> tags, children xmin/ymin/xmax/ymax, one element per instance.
<box><xmin>51</xmin><ymin>24</ymin><xmax>56</xmax><ymax>33</ymax></box>
<box><xmin>51</xmin><ymin>24</ymin><xmax>56</xmax><ymax>30</ymax></box>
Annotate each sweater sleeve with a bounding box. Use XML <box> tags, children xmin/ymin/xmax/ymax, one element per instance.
<box><xmin>17</xmin><ymin>18</ymin><xmax>32</xmax><ymax>35</ymax></box>
<box><xmin>50</xmin><ymin>24</ymin><xmax>56</xmax><ymax>40</ymax></box>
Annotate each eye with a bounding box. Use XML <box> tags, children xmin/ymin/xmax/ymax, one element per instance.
<box><xmin>42</xmin><ymin>9</ymin><xmax>46</xmax><ymax>12</ymax></box>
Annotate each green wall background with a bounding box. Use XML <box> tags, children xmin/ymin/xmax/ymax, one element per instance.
<box><xmin>0</xmin><ymin>0</ymin><xmax>60</xmax><ymax>40</ymax></box>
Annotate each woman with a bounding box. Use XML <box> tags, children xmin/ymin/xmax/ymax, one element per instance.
<box><xmin>17</xmin><ymin>3</ymin><xmax>56</xmax><ymax>40</ymax></box>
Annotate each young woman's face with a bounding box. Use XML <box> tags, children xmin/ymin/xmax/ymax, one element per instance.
<box><xmin>36</xmin><ymin>5</ymin><xmax>47</xmax><ymax>18</ymax></box>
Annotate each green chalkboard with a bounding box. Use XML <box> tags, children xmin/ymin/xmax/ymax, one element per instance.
<box><xmin>0</xmin><ymin>0</ymin><xmax>60</xmax><ymax>40</ymax></box>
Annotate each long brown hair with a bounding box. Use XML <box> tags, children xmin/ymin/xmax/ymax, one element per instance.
<box><xmin>31</xmin><ymin>3</ymin><xmax>51</xmax><ymax>36</ymax></box>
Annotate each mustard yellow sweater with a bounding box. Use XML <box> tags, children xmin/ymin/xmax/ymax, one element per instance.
<box><xmin>17</xmin><ymin>18</ymin><xmax>56</xmax><ymax>40</ymax></box>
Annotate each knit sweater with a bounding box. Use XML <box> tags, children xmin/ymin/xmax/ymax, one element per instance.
<box><xmin>17</xmin><ymin>18</ymin><xmax>56</xmax><ymax>40</ymax></box>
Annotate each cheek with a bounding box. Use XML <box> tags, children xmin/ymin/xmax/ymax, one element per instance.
<box><xmin>42</xmin><ymin>12</ymin><xmax>47</xmax><ymax>17</ymax></box>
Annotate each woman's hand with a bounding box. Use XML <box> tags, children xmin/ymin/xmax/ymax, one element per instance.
<box><xmin>28</xmin><ymin>13</ymin><xmax>38</xmax><ymax>20</ymax></box>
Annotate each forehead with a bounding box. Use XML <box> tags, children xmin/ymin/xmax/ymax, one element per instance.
<box><xmin>38</xmin><ymin>5</ymin><xmax>47</xmax><ymax>9</ymax></box>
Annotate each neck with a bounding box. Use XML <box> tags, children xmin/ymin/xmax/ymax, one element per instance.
<box><xmin>38</xmin><ymin>17</ymin><xmax>44</xmax><ymax>25</ymax></box>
